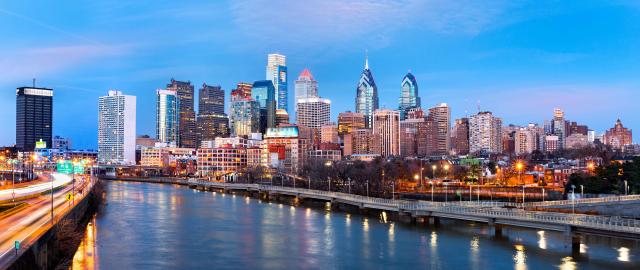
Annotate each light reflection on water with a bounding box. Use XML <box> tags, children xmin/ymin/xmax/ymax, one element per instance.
<box><xmin>70</xmin><ymin>181</ymin><xmax>640</xmax><ymax>269</ymax></box>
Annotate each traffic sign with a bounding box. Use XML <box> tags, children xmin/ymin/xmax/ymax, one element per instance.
<box><xmin>66</xmin><ymin>193</ymin><xmax>73</xmax><ymax>201</ymax></box>
<box><xmin>14</xmin><ymin>240</ymin><xmax>19</xmax><ymax>250</ymax></box>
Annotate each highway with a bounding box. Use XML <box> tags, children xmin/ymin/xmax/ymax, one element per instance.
<box><xmin>0</xmin><ymin>173</ymin><xmax>91</xmax><ymax>269</ymax></box>
<box><xmin>0</xmin><ymin>173</ymin><xmax>73</xmax><ymax>202</ymax></box>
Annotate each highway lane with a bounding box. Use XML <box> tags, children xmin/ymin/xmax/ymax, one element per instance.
<box><xmin>0</xmin><ymin>173</ymin><xmax>73</xmax><ymax>202</ymax></box>
<box><xmin>0</xmin><ymin>174</ymin><xmax>91</xmax><ymax>268</ymax></box>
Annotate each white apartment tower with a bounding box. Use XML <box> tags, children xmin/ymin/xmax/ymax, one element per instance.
<box><xmin>469</xmin><ymin>111</ymin><xmax>502</xmax><ymax>154</ymax></box>
<box><xmin>296</xmin><ymin>97</ymin><xmax>331</xmax><ymax>129</ymax></box>
<box><xmin>98</xmin><ymin>90</ymin><xmax>136</xmax><ymax>164</ymax></box>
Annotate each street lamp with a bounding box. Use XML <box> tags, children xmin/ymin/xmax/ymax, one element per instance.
<box><xmin>580</xmin><ymin>184</ymin><xmax>584</xmax><ymax>198</ymax></box>
<box><xmin>516</xmin><ymin>161</ymin><xmax>524</xmax><ymax>185</ymax></box>
<box><xmin>624</xmin><ymin>180</ymin><xmax>628</xmax><ymax>195</ymax></box>
<box><xmin>432</xmin><ymin>165</ymin><xmax>437</xmax><ymax>179</ymax></box>
<box><xmin>443</xmin><ymin>164</ymin><xmax>450</xmax><ymax>180</ymax></box>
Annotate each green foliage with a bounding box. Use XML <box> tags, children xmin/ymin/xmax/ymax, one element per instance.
<box><xmin>566</xmin><ymin>157</ymin><xmax>640</xmax><ymax>195</ymax></box>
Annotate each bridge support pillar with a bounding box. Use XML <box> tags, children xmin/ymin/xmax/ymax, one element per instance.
<box><xmin>488</xmin><ymin>219</ymin><xmax>503</xmax><ymax>237</ymax></box>
<box><xmin>564</xmin><ymin>228</ymin><xmax>581</xmax><ymax>257</ymax></box>
<box><xmin>398</xmin><ymin>212</ymin><xmax>415</xmax><ymax>224</ymax></box>
<box><xmin>428</xmin><ymin>216</ymin><xmax>440</xmax><ymax>227</ymax></box>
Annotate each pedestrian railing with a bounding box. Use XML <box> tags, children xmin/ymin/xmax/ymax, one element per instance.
<box><xmin>187</xmin><ymin>179</ymin><xmax>640</xmax><ymax>234</ymax></box>
<box><xmin>522</xmin><ymin>195</ymin><xmax>640</xmax><ymax>208</ymax></box>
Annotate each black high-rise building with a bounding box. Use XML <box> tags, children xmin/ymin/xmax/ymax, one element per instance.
<box><xmin>16</xmin><ymin>86</ymin><xmax>53</xmax><ymax>151</ymax></box>
<box><xmin>196</xmin><ymin>83</ymin><xmax>229</xmax><ymax>145</ymax></box>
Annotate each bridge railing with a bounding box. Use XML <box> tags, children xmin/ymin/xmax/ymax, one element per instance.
<box><xmin>188</xmin><ymin>180</ymin><xmax>640</xmax><ymax>233</ymax></box>
<box><xmin>522</xmin><ymin>195</ymin><xmax>640</xmax><ymax>208</ymax></box>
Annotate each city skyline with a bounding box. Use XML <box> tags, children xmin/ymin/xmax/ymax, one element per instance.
<box><xmin>1</xmin><ymin>1</ymin><xmax>640</xmax><ymax>148</ymax></box>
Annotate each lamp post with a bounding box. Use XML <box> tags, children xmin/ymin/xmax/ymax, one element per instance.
<box><xmin>443</xmin><ymin>164</ymin><xmax>450</xmax><ymax>180</ymax></box>
<box><xmin>624</xmin><ymin>180</ymin><xmax>628</xmax><ymax>195</ymax></box>
<box><xmin>580</xmin><ymin>185</ymin><xmax>584</xmax><ymax>198</ymax></box>
<box><xmin>432</xmin><ymin>165</ymin><xmax>437</xmax><ymax>179</ymax></box>
<box><xmin>366</xmin><ymin>180</ymin><xmax>369</xmax><ymax>197</ymax></box>
<box><xmin>420</xmin><ymin>159</ymin><xmax>424</xmax><ymax>188</ymax></box>
<box><xmin>430</xmin><ymin>181</ymin><xmax>434</xmax><ymax>202</ymax></box>
<box><xmin>348</xmin><ymin>177</ymin><xmax>351</xmax><ymax>194</ymax></box>
<box><xmin>521</xmin><ymin>185</ymin><xmax>525</xmax><ymax>208</ymax></box>
<box><xmin>571</xmin><ymin>185</ymin><xmax>576</xmax><ymax>214</ymax></box>
<box><xmin>308</xmin><ymin>176</ymin><xmax>311</xmax><ymax>189</ymax></box>
<box><xmin>391</xmin><ymin>181</ymin><xmax>395</xmax><ymax>200</ymax></box>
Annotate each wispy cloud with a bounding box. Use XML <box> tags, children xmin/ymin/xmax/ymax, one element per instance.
<box><xmin>0</xmin><ymin>44</ymin><xmax>132</xmax><ymax>82</ymax></box>
<box><xmin>228</xmin><ymin>0</ymin><xmax>520</xmax><ymax>52</ymax></box>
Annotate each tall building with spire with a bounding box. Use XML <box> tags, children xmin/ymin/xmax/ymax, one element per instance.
<box><xmin>398</xmin><ymin>72</ymin><xmax>420</xmax><ymax>120</ymax></box>
<box><xmin>266</xmin><ymin>53</ymin><xmax>288</xmax><ymax>113</ymax></box>
<box><xmin>355</xmin><ymin>53</ymin><xmax>379</xmax><ymax>128</ymax></box>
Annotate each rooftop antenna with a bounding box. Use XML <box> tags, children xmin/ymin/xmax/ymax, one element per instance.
<box><xmin>476</xmin><ymin>100</ymin><xmax>481</xmax><ymax>112</ymax></box>
<box><xmin>32</xmin><ymin>78</ymin><xmax>36</xmax><ymax>87</ymax></box>
<box><xmin>364</xmin><ymin>49</ymin><xmax>369</xmax><ymax>70</ymax></box>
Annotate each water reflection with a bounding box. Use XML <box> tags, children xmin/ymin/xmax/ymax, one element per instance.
<box><xmin>537</xmin><ymin>231</ymin><xmax>547</xmax><ymax>250</ymax></box>
<box><xmin>558</xmin><ymin>256</ymin><xmax>576</xmax><ymax>270</ymax></box>
<box><xmin>71</xmin><ymin>217</ymin><xmax>97</xmax><ymax>270</ymax></box>
<box><xmin>513</xmin><ymin>244</ymin><xmax>527</xmax><ymax>270</ymax></box>
<box><xmin>70</xmin><ymin>182</ymin><xmax>640</xmax><ymax>269</ymax></box>
<box><xmin>618</xmin><ymin>247</ymin><xmax>630</xmax><ymax>262</ymax></box>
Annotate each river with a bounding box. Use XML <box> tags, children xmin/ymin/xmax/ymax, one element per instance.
<box><xmin>69</xmin><ymin>181</ymin><xmax>639</xmax><ymax>269</ymax></box>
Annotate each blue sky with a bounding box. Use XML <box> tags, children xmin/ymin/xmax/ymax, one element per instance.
<box><xmin>1</xmin><ymin>0</ymin><xmax>639</xmax><ymax>149</ymax></box>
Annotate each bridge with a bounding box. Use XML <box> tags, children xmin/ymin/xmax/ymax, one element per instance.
<box><xmin>187</xmin><ymin>179</ymin><xmax>640</xmax><ymax>253</ymax></box>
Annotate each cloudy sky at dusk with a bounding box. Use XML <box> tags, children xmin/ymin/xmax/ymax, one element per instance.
<box><xmin>1</xmin><ymin>1</ymin><xmax>639</xmax><ymax>148</ymax></box>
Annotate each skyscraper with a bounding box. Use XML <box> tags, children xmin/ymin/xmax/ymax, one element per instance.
<box><xmin>296</xmin><ymin>97</ymin><xmax>331</xmax><ymax>146</ymax></box>
<box><xmin>469</xmin><ymin>111</ymin><xmax>502</xmax><ymax>154</ymax></box>
<box><xmin>98</xmin><ymin>90</ymin><xmax>136</xmax><ymax>164</ymax></box>
<box><xmin>295</xmin><ymin>68</ymin><xmax>318</xmax><ymax>100</ymax></box>
<box><xmin>16</xmin><ymin>86</ymin><xmax>53</xmax><ymax>151</ymax></box>
<box><xmin>266</xmin><ymin>53</ymin><xmax>288</xmax><ymax>112</ymax></box>
<box><xmin>230</xmin><ymin>82</ymin><xmax>260</xmax><ymax>137</ymax></box>
<box><xmin>337</xmin><ymin>111</ymin><xmax>366</xmax><ymax>138</ymax></box>
<box><xmin>197</xmin><ymin>83</ymin><xmax>229</xmax><ymax>144</ymax></box>
<box><xmin>251</xmin><ymin>80</ymin><xmax>277</xmax><ymax>133</ymax></box>
<box><xmin>372</xmin><ymin>109</ymin><xmax>400</xmax><ymax>156</ymax></box>
<box><xmin>355</xmin><ymin>55</ymin><xmax>379</xmax><ymax>128</ymax></box>
<box><xmin>451</xmin><ymin>118</ymin><xmax>470</xmax><ymax>156</ymax></box>
<box><xmin>167</xmin><ymin>79</ymin><xmax>196</xmax><ymax>148</ymax></box>
<box><xmin>398</xmin><ymin>72</ymin><xmax>420</xmax><ymax>120</ymax></box>
<box><xmin>552</xmin><ymin>108</ymin><xmax>566</xmax><ymax>150</ymax></box>
<box><xmin>428</xmin><ymin>103</ymin><xmax>450</xmax><ymax>155</ymax></box>
<box><xmin>156</xmin><ymin>89</ymin><xmax>179</xmax><ymax>144</ymax></box>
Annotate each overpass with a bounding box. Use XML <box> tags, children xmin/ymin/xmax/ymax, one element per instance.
<box><xmin>187</xmin><ymin>179</ymin><xmax>640</xmax><ymax>253</ymax></box>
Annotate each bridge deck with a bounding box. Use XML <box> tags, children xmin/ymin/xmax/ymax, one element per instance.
<box><xmin>189</xmin><ymin>179</ymin><xmax>640</xmax><ymax>239</ymax></box>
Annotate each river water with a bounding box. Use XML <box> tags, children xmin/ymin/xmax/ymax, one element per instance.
<box><xmin>70</xmin><ymin>181</ymin><xmax>639</xmax><ymax>269</ymax></box>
